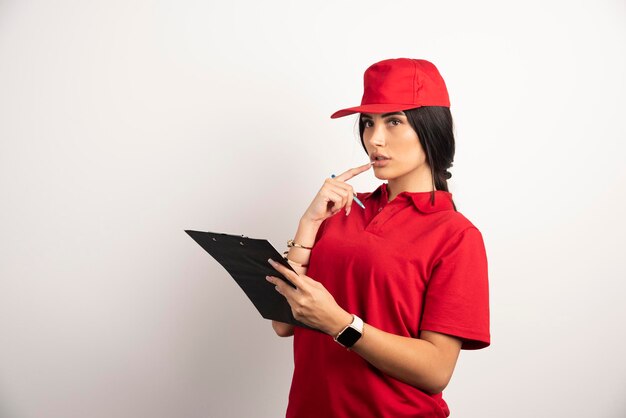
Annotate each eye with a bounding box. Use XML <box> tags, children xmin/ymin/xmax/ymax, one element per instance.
<box><xmin>362</xmin><ymin>120</ymin><xmax>373</xmax><ymax>128</ymax></box>
<box><xmin>388</xmin><ymin>118</ymin><xmax>402</xmax><ymax>126</ymax></box>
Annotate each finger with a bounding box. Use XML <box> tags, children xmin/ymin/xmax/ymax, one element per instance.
<box><xmin>329</xmin><ymin>179</ymin><xmax>354</xmax><ymax>195</ymax></box>
<box><xmin>324</xmin><ymin>189</ymin><xmax>345</xmax><ymax>213</ymax></box>
<box><xmin>345</xmin><ymin>191</ymin><xmax>354</xmax><ymax>216</ymax></box>
<box><xmin>295</xmin><ymin>274</ymin><xmax>319</xmax><ymax>287</ymax></box>
<box><xmin>328</xmin><ymin>182</ymin><xmax>355</xmax><ymax>215</ymax></box>
<box><xmin>329</xmin><ymin>186</ymin><xmax>350</xmax><ymax>210</ymax></box>
<box><xmin>265</xmin><ymin>267</ymin><xmax>298</xmax><ymax>291</ymax></box>
<box><xmin>333</xmin><ymin>161</ymin><xmax>373</xmax><ymax>183</ymax></box>
<box><xmin>268</xmin><ymin>259</ymin><xmax>305</xmax><ymax>289</ymax></box>
<box><xmin>266</xmin><ymin>275</ymin><xmax>297</xmax><ymax>299</ymax></box>
<box><xmin>326</xmin><ymin>181</ymin><xmax>352</xmax><ymax>198</ymax></box>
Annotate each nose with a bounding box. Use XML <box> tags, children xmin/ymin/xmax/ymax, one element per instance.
<box><xmin>365</xmin><ymin>121</ymin><xmax>386</xmax><ymax>148</ymax></box>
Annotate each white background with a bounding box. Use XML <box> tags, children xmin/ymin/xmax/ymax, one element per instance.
<box><xmin>1</xmin><ymin>1</ymin><xmax>625</xmax><ymax>417</ymax></box>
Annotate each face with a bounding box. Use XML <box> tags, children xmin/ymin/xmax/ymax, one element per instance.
<box><xmin>361</xmin><ymin>111</ymin><xmax>430</xmax><ymax>183</ymax></box>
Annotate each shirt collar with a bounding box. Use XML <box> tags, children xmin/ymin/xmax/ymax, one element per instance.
<box><xmin>363</xmin><ymin>183</ymin><xmax>455</xmax><ymax>214</ymax></box>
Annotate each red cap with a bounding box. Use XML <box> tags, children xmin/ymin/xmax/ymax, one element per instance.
<box><xmin>330</xmin><ymin>58</ymin><xmax>450</xmax><ymax>119</ymax></box>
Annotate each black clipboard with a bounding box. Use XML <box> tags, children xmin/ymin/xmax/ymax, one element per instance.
<box><xmin>185</xmin><ymin>230</ymin><xmax>320</xmax><ymax>332</ymax></box>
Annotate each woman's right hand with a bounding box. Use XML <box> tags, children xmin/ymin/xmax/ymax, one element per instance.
<box><xmin>302</xmin><ymin>162</ymin><xmax>372</xmax><ymax>223</ymax></box>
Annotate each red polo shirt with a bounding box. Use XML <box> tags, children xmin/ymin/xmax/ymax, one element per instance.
<box><xmin>286</xmin><ymin>183</ymin><xmax>490</xmax><ymax>418</ymax></box>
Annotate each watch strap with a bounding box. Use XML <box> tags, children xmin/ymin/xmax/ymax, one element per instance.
<box><xmin>334</xmin><ymin>314</ymin><xmax>364</xmax><ymax>349</ymax></box>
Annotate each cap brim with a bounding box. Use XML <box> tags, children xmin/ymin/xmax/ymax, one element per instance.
<box><xmin>330</xmin><ymin>103</ymin><xmax>421</xmax><ymax>119</ymax></box>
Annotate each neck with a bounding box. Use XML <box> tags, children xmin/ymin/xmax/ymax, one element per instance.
<box><xmin>386</xmin><ymin>165</ymin><xmax>434</xmax><ymax>202</ymax></box>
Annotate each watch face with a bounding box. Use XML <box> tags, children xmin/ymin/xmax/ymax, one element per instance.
<box><xmin>337</xmin><ymin>326</ymin><xmax>362</xmax><ymax>347</ymax></box>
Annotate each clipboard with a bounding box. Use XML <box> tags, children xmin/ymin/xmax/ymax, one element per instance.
<box><xmin>185</xmin><ymin>230</ymin><xmax>321</xmax><ymax>332</ymax></box>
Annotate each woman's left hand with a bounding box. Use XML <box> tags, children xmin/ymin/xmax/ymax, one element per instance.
<box><xmin>266</xmin><ymin>259</ymin><xmax>352</xmax><ymax>336</ymax></box>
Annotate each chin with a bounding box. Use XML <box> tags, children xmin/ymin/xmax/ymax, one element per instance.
<box><xmin>373</xmin><ymin>167</ymin><xmax>395</xmax><ymax>180</ymax></box>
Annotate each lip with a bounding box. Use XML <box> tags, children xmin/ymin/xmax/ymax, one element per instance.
<box><xmin>370</xmin><ymin>152</ymin><xmax>390</xmax><ymax>161</ymax></box>
<box><xmin>372</xmin><ymin>159</ymin><xmax>390</xmax><ymax>168</ymax></box>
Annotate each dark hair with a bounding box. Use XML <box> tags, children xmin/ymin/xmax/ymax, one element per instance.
<box><xmin>358</xmin><ymin>106</ymin><xmax>457</xmax><ymax>211</ymax></box>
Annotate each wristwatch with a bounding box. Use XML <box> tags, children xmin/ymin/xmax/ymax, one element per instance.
<box><xmin>334</xmin><ymin>314</ymin><xmax>364</xmax><ymax>349</ymax></box>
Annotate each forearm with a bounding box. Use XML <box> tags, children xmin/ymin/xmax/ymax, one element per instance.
<box><xmin>271</xmin><ymin>320</ymin><xmax>295</xmax><ymax>336</ymax></box>
<box><xmin>284</xmin><ymin>217</ymin><xmax>322</xmax><ymax>274</ymax></box>
<box><xmin>271</xmin><ymin>217</ymin><xmax>322</xmax><ymax>337</ymax></box>
<box><xmin>348</xmin><ymin>324</ymin><xmax>447</xmax><ymax>394</ymax></box>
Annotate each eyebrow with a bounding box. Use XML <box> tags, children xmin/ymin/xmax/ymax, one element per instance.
<box><xmin>360</xmin><ymin>112</ymin><xmax>405</xmax><ymax>120</ymax></box>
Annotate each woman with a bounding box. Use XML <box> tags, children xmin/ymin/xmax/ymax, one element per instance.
<box><xmin>266</xmin><ymin>58</ymin><xmax>490</xmax><ymax>418</ymax></box>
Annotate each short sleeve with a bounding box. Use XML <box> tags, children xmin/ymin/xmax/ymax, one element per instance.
<box><xmin>420</xmin><ymin>227</ymin><xmax>491</xmax><ymax>350</ymax></box>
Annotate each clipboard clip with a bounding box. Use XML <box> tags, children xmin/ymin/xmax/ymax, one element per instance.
<box><xmin>210</xmin><ymin>234</ymin><xmax>249</xmax><ymax>242</ymax></box>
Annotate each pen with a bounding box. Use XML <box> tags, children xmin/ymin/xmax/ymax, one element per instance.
<box><xmin>331</xmin><ymin>174</ymin><xmax>366</xmax><ymax>210</ymax></box>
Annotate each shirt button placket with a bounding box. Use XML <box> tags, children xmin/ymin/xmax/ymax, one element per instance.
<box><xmin>373</xmin><ymin>206</ymin><xmax>388</xmax><ymax>230</ymax></box>
<box><xmin>368</xmin><ymin>205</ymin><xmax>386</xmax><ymax>232</ymax></box>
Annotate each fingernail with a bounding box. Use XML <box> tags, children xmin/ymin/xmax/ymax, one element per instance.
<box><xmin>268</xmin><ymin>258</ymin><xmax>275</xmax><ymax>264</ymax></box>
<box><xmin>265</xmin><ymin>276</ymin><xmax>272</xmax><ymax>282</ymax></box>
